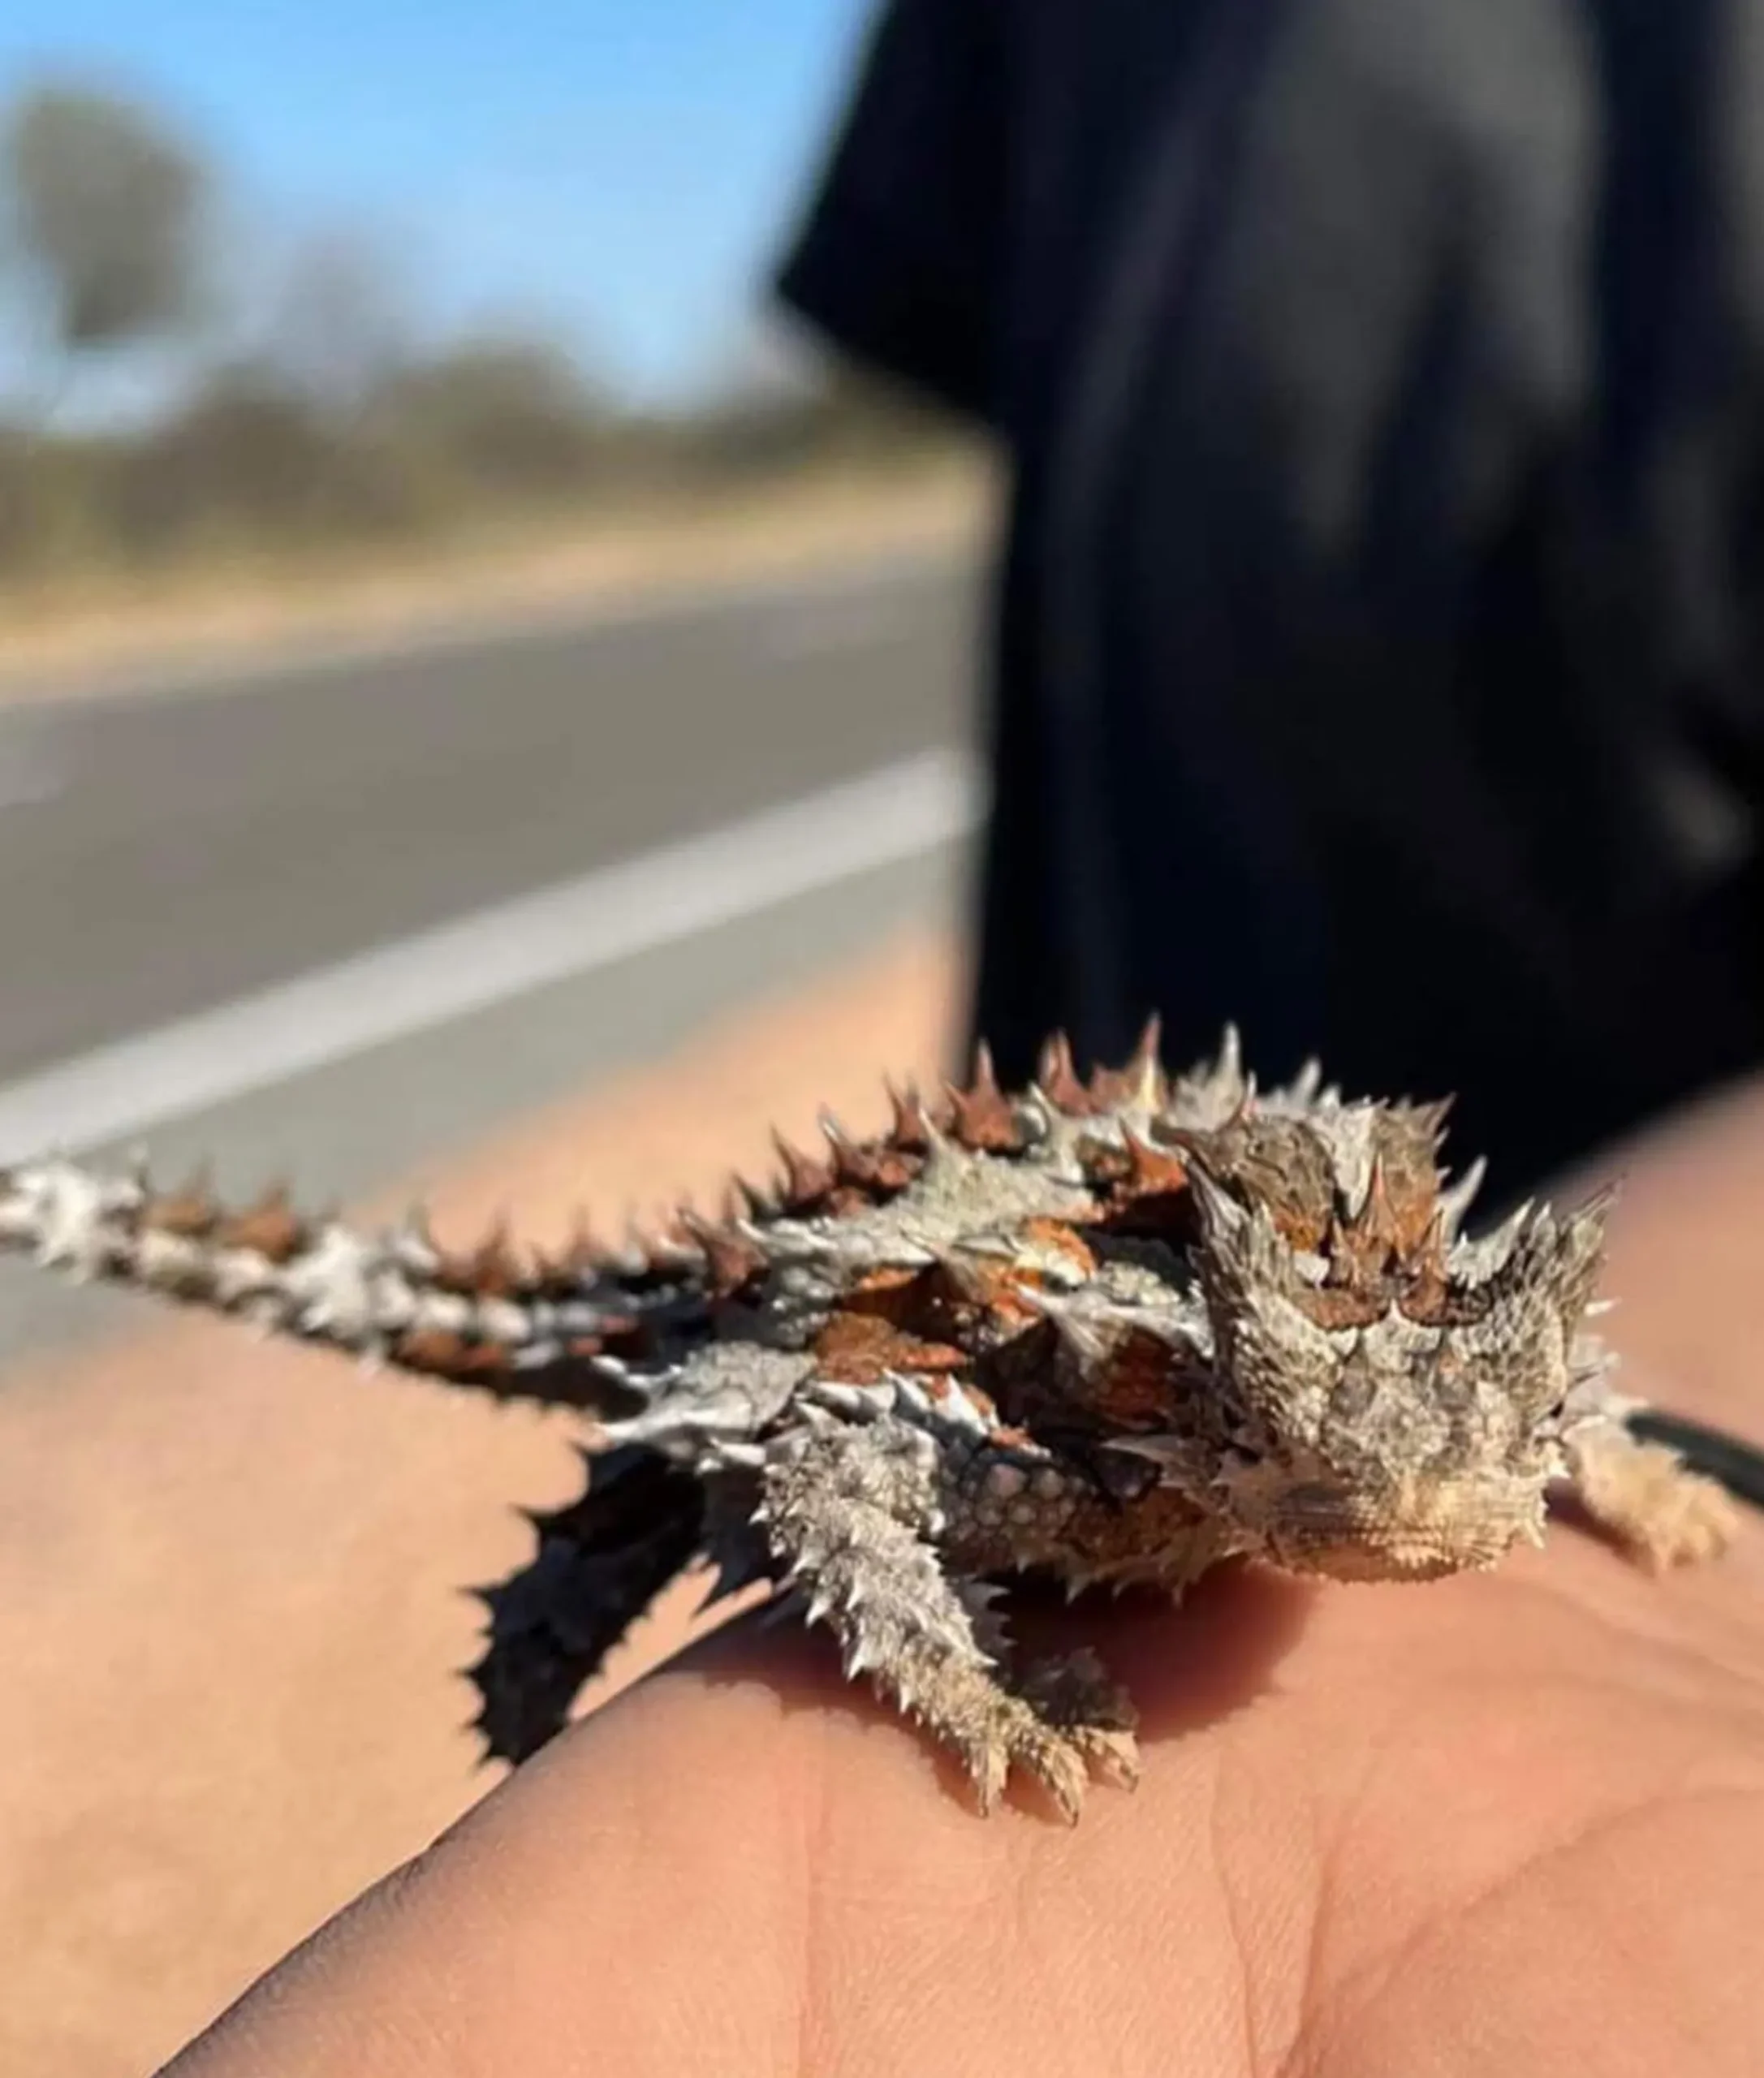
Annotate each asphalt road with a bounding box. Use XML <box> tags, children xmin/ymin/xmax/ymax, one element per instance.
<box><xmin>0</xmin><ymin>547</ymin><xmax>983</xmax><ymax>1365</ymax></box>
<box><xmin>0</xmin><ymin>548</ymin><xmax>980</xmax><ymax>1084</ymax></box>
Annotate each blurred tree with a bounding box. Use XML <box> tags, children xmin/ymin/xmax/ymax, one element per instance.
<box><xmin>679</xmin><ymin>347</ymin><xmax>961</xmax><ymax>480</ymax></box>
<box><xmin>114</xmin><ymin>359</ymin><xmax>434</xmax><ymax>554</ymax></box>
<box><xmin>265</xmin><ymin>226</ymin><xmax>413</xmax><ymax>420</ymax></box>
<box><xmin>0</xmin><ymin>80</ymin><xmax>212</xmax><ymax>566</ymax></box>
<box><xmin>367</xmin><ymin>333</ymin><xmax>608</xmax><ymax>492</ymax></box>
<box><xmin>2</xmin><ymin>82</ymin><xmax>209</xmax><ymax>368</ymax></box>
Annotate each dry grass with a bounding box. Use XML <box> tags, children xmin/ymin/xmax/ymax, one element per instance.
<box><xmin>0</xmin><ymin>455</ymin><xmax>993</xmax><ymax>705</ymax></box>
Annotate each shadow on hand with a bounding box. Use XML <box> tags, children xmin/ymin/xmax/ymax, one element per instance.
<box><xmin>678</xmin><ymin>1558</ymin><xmax>1320</xmax><ymax>1821</ymax></box>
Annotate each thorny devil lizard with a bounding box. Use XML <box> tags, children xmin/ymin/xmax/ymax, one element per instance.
<box><xmin>0</xmin><ymin>1024</ymin><xmax>1745</xmax><ymax>1820</ymax></box>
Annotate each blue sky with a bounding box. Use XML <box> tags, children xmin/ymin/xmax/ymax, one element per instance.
<box><xmin>0</xmin><ymin>0</ymin><xmax>873</xmax><ymax>406</ymax></box>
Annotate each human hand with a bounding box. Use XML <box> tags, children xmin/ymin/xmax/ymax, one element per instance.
<box><xmin>163</xmin><ymin>1080</ymin><xmax>1764</xmax><ymax>2078</ymax></box>
<box><xmin>161</xmin><ymin>1511</ymin><xmax>1764</xmax><ymax>2077</ymax></box>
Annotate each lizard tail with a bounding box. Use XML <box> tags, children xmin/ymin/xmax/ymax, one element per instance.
<box><xmin>0</xmin><ymin>1152</ymin><xmax>705</xmax><ymax>1412</ymax></box>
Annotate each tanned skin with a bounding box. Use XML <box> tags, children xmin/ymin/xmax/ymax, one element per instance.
<box><xmin>151</xmin><ymin>1070</ymin><xmax>1764</xmax><ymax>2078</ymax></box>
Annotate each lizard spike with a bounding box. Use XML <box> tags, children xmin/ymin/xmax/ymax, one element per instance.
<box><xmin>597</xmin><ymin>1214</ymin><xmax>651</xmax><ymax>1278</ymax></box>
<box><xmin>945</xmin><ymin>1040</ymin><xmax>1021</xmax><ymax>1152</ymax></box>
<box><xmin>820</xmin><ymin>1110</ymin><xmax>877</xmax><ymax>1187</ymax></box>
<box><xmin>213</xmin><ymin>1179</ymin><xmax>309</xmax><ymax>1262</ymax></box>
<box><xmin>1129</xmin><ymin>1012</ymin><xmax>1167</xmax><ymax>1102</ymax></box>
<box><xmin>1285</xmin><ymin>1056</ymin><xmax>1324</xmax><ymax>1105</ymax></box>
<box><xmin>1034</xmin><ymin>1029</ymin><xmax>1093</xmax><ymax>1114</ymax></box>
<box><xmin>884</xmin><ymin>1076</ymin><xmax>935</xmax><ymax>1151</ymax></box>
<box><xmin>429</xmin><ymin>1213</ymin><xmax>517</xmax><ymax>1297</ymax></box>
<box><xmin>530</xmin><ymin>1211</ymin><xmax>597</xmax><ymax>1288</ymax></box>
<box><xmin>1354</xmin><ymin>1151</ymin><xmax>1393</xmax><ymax>1232</ymax></box>
<box><xmin>1015</xmin><ymin>1286</ymin><xmax>1110</xmax><ymax>1364</ymax></box>
<box><xmin>1015</xmin><ymin>1081</ymin><xmax>1056</xmax><ymax>1135</ymax></box>
<box><xmin>389</xmin><ymin>1202</ymin><xmax>439</xmax><ymax>1267</ymax></box>
<box><xmin>1090</xmin><ymin>1013</ymin><xmax>1166</xmax><ymax>1109</ymax></box>
<box><xmin>1223</xmin><ymin>1071</ymin><xmax>1259</xmax><ymax>1128</ymax></box>
<box><xmin>953</xmin><ymin>1230</ymin><xmax>1021</xmax><ymax>1261</ymax></box>
<box><xmin>675</xmin><ymin>1206</ymin><xmax>761</xmax><ymax>1296</ymax></box>
<box><xmin>1101</xmin><ymin>1433</ymin><xmax>1191</xmax><ymax>1472</ymax></box>
<box><xmin>141</xmin><ymin>1162</ymin><xmax>222</xmax><ymax>1239</ymax></box>
<box><xmin>468</xmin><ymin>1215</ymin><xmax>528</xmax><ymax>1296</ymax></box>
<box><xmin>1119</xmin><ymin>1124</ymin><xmax>1191</xmax><ymax>1197</ymax></box>
<box><xmin>563</xmin><ymin>1209</ymin><xmax>610</xmax><ymax>1270</ymax></box>
<box><xmin>772</xmin><ymin>1129</ymin><xmax>834</xmax><ymax>1209</ymax></box>
<box><xmin>1414</xmin><ymin>1205</ymin><xmax>1449</xmax><ymax>1270</ymax></box>
<box><xmin>644</xmin><ymin>1210</ymin><xmax>703</xmax><ymax>1274</ymax></box>
<box><xmin>1438</xmin><ymin>1157</ymin><xmax>1489</xmax><ymax>1235</ymax></box>
<box><xmin>704</xmin><ymin>1440</ymin><xmax>767</xmax><ymax>1471</ymax></box>
<box><xmin>1411</xmin><ymin>1095</ymin><xmax>1455</xmax><ymax>1147</ymax></box>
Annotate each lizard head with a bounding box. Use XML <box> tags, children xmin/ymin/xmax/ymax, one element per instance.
<box><xmin>1172</xmin><ymin>1106</ymin><xmax>1613</xmax><ymax>1582</ymax></box>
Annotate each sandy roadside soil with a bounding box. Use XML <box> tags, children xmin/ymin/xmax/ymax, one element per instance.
<box><xmin>0</xmin><ymin>929</ymin><xmax>960</xmax><ymax>2078</ymax></box>
<box><xmin>0</xmin><ymin>460</ymin><xmax>991</xmax><ymax>707</ymax></box>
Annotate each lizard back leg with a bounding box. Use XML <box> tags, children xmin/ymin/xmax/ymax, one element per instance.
<box><xmin>759</xmin><ymin>1413</ymin><xmax>1140</xmax><ymax>1821</ymax></box>
<box><xmin>464</xmin><ymin>1444</ymin><xmax>707</xmax><ymax>1762</ymax></box>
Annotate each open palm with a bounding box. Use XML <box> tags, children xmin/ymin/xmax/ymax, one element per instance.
<box><xmin>167</xmin><ymin>1080</ymin><xmax>1764</xmax><ymax>2078</ymax></box>
<box><xmin>160</xmin><ymin>1490</ymin><xmax>1764</xmax><ymax>2077</ymax></box>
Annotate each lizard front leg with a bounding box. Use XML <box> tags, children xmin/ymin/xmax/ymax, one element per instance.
<box><xmin>757</xmin><ymin>1413</ymin><xmax>1140</xmax><ymax>1820</ymax></box>
<box><xmin>1553</xmin><ymin>1352</ymin><xmax>1740</xmax><ymax>1571</ymax></box>
<box><xmin>1559</xmin><ymin>1412</ymin><xmax>1740</xmax><ymax>1571</ymax></box>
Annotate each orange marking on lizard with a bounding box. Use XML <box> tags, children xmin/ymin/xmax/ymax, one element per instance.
<box><xmin>813</xmin><ymin>1308</ymin><xmax>968</xmax><ymax>1386</ymax></box>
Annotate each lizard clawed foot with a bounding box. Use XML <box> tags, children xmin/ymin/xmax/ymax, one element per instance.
<box><xmin>1565</xmin><ymin>1423</ymin><xmax>1743</xmax><ymax>1572</ymax></box>
<box><xmin>966</xmin><ymin>1648</ymin><xmax>1141</xmax><ymax>1822</ymax></box>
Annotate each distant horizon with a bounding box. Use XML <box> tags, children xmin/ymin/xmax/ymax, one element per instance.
<box><xmin>0</xmin><ymin>0</ymin><xmax>872</xmax><ymax>422</ymax></box>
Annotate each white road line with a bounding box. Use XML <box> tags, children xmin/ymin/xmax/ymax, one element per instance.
<box><xmin>0</xmin><ymin>748</ymin><xmax>983</xmax><ymax>1156</ymax></box>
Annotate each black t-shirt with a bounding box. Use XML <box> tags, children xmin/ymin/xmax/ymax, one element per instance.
<box><xmin>774</xmin><ymin>0</ymin><xmax>1764</xmax><ymax>1201</ymax></box>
